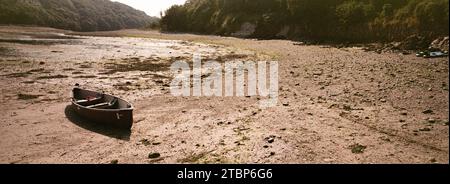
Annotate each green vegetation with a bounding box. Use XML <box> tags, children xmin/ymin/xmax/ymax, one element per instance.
<box><xmin>0</xmin><ymin>0</ymin><xmax>159</xmax><ymax>31</ymax></box>
<box><xmin>161</xmin><ymin>0</ymin><xmax>449</xmax><ymax>42</ymax></box>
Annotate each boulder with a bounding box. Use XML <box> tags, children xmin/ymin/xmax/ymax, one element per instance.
<box><xmin>398</xmin><ymin>35</ymin><xmax>430</xmax><ymax>50</ymax></box>
<box><xmin>429</xmin><ymin>36</ymin><xmax>449</xmax><ymax>51</ymax></box>
<box><xmin>231</xmin><ymin>22</ymin><xmax>256</xmax><ymax>38</ymax></box>
<box><xmin>276</xmin><ymin>26</ymin><xmax>290</xmax><ymax>38</ymax></box>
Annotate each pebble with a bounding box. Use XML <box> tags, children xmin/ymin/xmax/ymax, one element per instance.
<box><xmin>264</xmin><ymin>135</ymin><xmax>277</xmax><ymax>144</ymax></box>
<box><xmin>110</xmin><ymin>159</ymin><xmax>119</xmax><ymax>164</ymax></box>
<box><xmin>422</xmin><ymin>109</ymin><xmax>434</xmax><ymax>114</ymax></box>
<box><xmin>430</xmin><ymin>158</ymin><xmax>437</xmax><ymax>163</ymax></box>
<box><xmin>148</xmin><ymin>153</ymin><xmax>161</xmax><ymax>159</ymax></box>
<box><xmin>139</xmin><ymin>139</ymin><xmax>151</xmax><ymax>146</ymax></box>
<box><xmin>312</xmin><ymin>70</ymin><xmax>323</xmax><ymax>76</ymax></box>
<box><xmin>427</xmin><ymin>118</ymin><xmax>436</xmax><ymax>123</ymax></box>
<box><xmin>443</xmin><ymin>120</ymin><xmax>449</xmax><ymax>126</ymax></box>
<box><xmin>419</xmin><ymin>128</ymin><xmax>431</xmax><ymax>132</ymax></box>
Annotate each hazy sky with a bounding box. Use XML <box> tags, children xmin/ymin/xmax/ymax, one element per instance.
<box><xmin>112</xmin><ymin>0</ymin><xmax>187</xmax><ymax>17</ymax></box>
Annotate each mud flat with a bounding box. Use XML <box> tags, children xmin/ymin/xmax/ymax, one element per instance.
<box><xmin>0</xmin><ymin>26</ymin><xmax>448</xmax><ymax>164</ymax></box>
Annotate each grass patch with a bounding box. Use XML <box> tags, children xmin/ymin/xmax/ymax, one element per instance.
<box><xmin>74</xmin><ymin>75</ymin><xmax>97</xmax><ymax>79</ymax></box>
<box><xmin>2</xmin><ymin>72</ymin><xmax>31</xmax><ymax>78</ymax></box>
<box><xmin>103</xmin><ymin>57</ymin><xmax>172</xmax><ymax>74</ymax></box>
<box><xmin>18</xmin><ymin>93</ymin><xmax>41</xmax><ymax>100</ymax></box>
<box><xmin>0</xmin><ymin>39</ymin><xmax>72</xmax><ymax>45</ymax></box>
<box><xmin>72</xmin><ymin>71</ymin><xmax>84</xmax><ymax>74</ymax></box>
<box><xmin>36</xmin><ymin>75</ymin><xmax>68</xmax><ymax>80</ymax></box>
<box><xmin>349</xmin><ymin>143</ymin><xmax>367</xmax><ymax>154</ymax></box>
<box><xmin>0</xmin><ymin>46</ymin><xmax>11</xmax><ymax>54</ymax></box>
<box><xmin>21</xmin><ymin>81</ymin><xmax>36</xmax><ymax>84</ymax></box>
<box><xmin>2</xmin><ymin>68</ymin><xmax>48</xmax><ymax>78</ymax></box>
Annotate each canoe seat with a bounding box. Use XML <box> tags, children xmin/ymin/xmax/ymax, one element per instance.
<box><xmin>76</xmin><ymin>99</ymin><xmax>88</xmax><ymax>103</ymax></box>
<box><xmin>85</xmin><ymin>98</ymin><xmax>118</xmax><ymax>109</ymax></box>
<box><xmin>86</xmin><ymin>102</ymin><xmax>110</xmax><ymax>109</ymax></box>
<box><xmin>75</xmin><ymin>96</ymin><xmax>103</xmax><ymax>106</ymax></box>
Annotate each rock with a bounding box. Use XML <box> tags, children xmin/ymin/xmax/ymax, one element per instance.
<box><xmin>312</xmin><ymin>70</ymin><xmax>323</xmax><ymax>76</ymax></box>
<box><xmin>270</xmin><ymin>152</ymin><xmax>276</xmax><ymax>156</ymax></box>
<box><xmin>422</xmin><ymin>109</ymin><xmax>434</xmax><ymax>114</ymax></box>
<box><xmin>399</xmin><ymin>35</ymin><xmax>430</xmax><ymax>50</ymax></box>
<box><xmin>148</xmin><ymin>153</ymin><xmax>161</xmax><ymax>159</ymax></box>
<box><xmin>110</xmin><ymin>159</ymin><xmax>119</xmax><ymax>164</ymax></box>
<box><xmin>139</xmin><ymin>139</ymin><xmax>151</xmax><ymax>146</ymax></box>
<box><xmin>276</xmin><ymin>26</ymin><xmax>290</xmax><ymax>38</ymax></box>
<box><xmin>349</xmin><ymin>143</ymin><xmax>366</xmax><ymax>154</ymax></box>
<box><xmin>430</xmin><ymin>158</ymin><xmax>437</xmax><ymax>163</ymax></box>
<box><xmin>263</xmin><ymin>145</ymin><xmax>269</xmax><ymax>148</ymax></box>
<box><xmin>231</xmin><ymin>22</ymin><xmax>256</xmax><ymax>38</ymax></box>
<box><xmin>419</xmin><ymin>128</ymin><xmax>431</xmax><ymax>132</ymax></box>
<box><xmin>400</xmin><ymin>111</ymin><xmax>408</xmax><ymax>116</ymax></box>
<box><xmin>429</xmin><ymin>37</ymin><xmax>449</xmax><ymax>51</ymax></box>
<box><xmin>443</xmin><ymin>120</ymin><xmax>449</xmax><ymax>126</ymax></box>
<box><xmin>380</xmin><ymin>99</ymin><xmax>387</xmax><ymax>103</ymax></box>
<box><xmin>282</xmin><ymin>102</ymin><xmax>289</xmax><ymax>107</ymax></box>
<box><xmin>265</xmin><ymin>135</ymin><xmax>276</xmax><ymax>143</ymax></box>
<box><xmin>343</xmin><ymin>105</ymin><xmax>352</xmax><ymax>111</ymax></box>
<box><xmin>427</xmin><ymin>118</ymin><xmax>436</xmax><ymax>123</ymax></box>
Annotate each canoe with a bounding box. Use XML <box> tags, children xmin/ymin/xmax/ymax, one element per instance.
<box><xmin>71</xmin><ymin>87</ymin><xmax>133</xmax><ymax>129</ymax></box>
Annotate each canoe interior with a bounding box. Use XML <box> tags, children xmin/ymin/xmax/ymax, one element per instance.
<box><xmin>72</xmin><ymin>88</ymin><xmax>132</xmax><ymax>110</ymax></box>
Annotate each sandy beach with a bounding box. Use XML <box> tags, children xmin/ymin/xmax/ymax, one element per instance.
<box><xmin>0</xmin><ymin>26</ymin><xmax>448</xmax><ymax>164</ymax></box>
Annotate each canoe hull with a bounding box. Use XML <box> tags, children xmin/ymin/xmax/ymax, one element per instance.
<box><xmin>71</xmin><ymin>88</ymin><xmax>133</xmax><ymax>129</ymax></box>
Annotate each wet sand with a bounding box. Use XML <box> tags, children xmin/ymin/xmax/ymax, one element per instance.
<box><xmin>0</xmin><ymin>26</ymin><xmax>448</xmax><ymax>164</ymax></box>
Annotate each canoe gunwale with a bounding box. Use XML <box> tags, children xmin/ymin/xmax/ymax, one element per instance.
<box><xmin>71</xmin><ymin>100</ymin><xmax>134</xmax><ymax>112</ymax></box>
